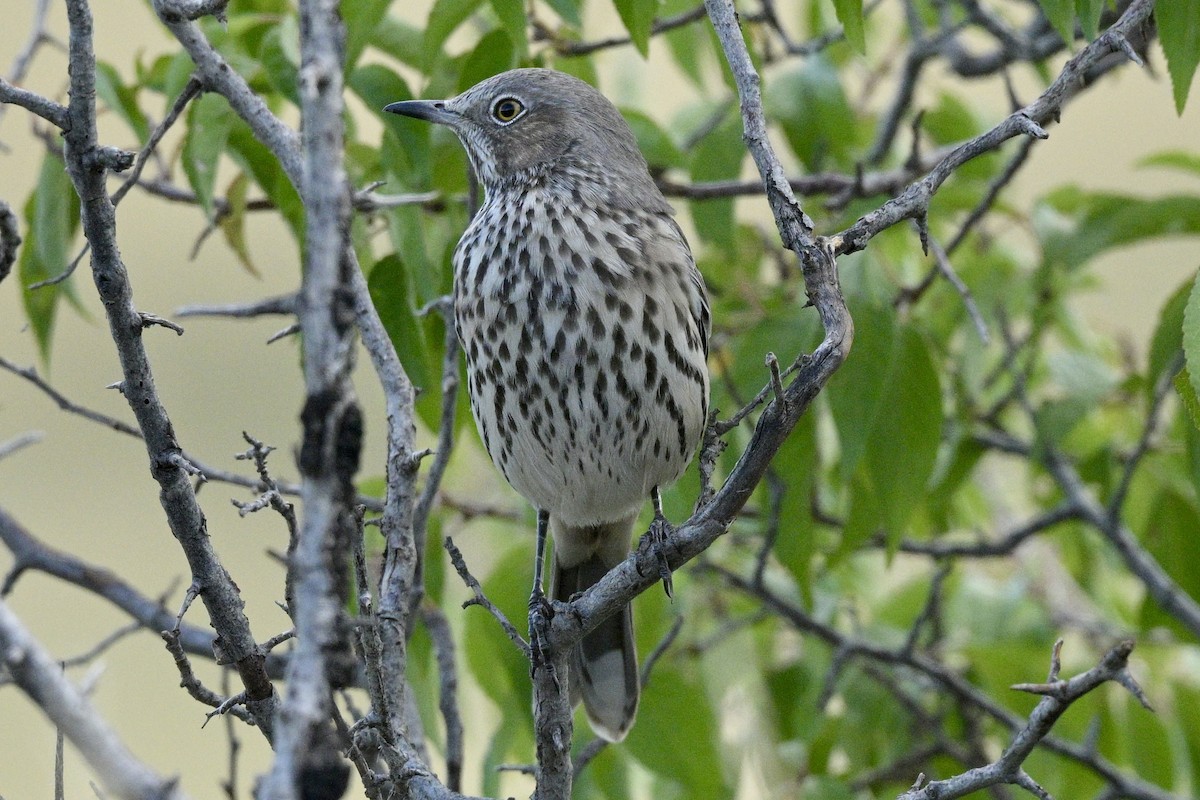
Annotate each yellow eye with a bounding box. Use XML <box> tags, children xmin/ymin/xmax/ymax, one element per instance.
<box><xmin>492</xmin><ymin>97</ymin><xmax>524</xmax><ymax>124</ymax></box>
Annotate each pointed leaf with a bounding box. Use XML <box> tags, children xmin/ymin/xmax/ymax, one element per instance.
<box><xmin>688</xmin><ymin>115</ymin><xmax>743</xmax><ymax>251</ymax></box>
<box><xmin>369</xmin><ymin>17</ymin><xmax>426</xmax><ymax>69</ymax></box>
<box><xmin>766</xmin><ymin>55</ymin><xmax>856</xmax><ymax>170</ymax></box>
<box><xmin>183</xmin><ymin>93</ymin><xmax>236</xmax><ymax>218</ymax></box>
<box><xmin>831</xmin><ymin>0</ymin><xmax>866</xmax><ymax>53</ymax></box>
<box><xmin>19</xmin><ymin>154</ymin><xmax>81</xmax><ymax>362</ymax></box>
<box><xmin>1140</xmin><ymin>150</ymin><xmax>1200</xmax><ymax>177</ymax></box>
<box><xmin>225</xmin><ymin>121</ymin><xmax>305</xmax><ymax>246</ymax></box>
<box><xmin>458</xmin><ymin>29</ymin><xmax>517</xmax><ymax>93</ymax></box>
<box><xmin>367</xmin><ymin>253</ymin><xmax>433</xmax><ymax>391</ymax></box>
<box><xmin>1183</xmin><ymin>271</ymin><xmax>1200</xmax><ymax>406</ymax></box>
<box><xmin>95</xmin><ymin>61</ymin><xmax>150</xmax><ymax>141</ymax></box>
<box><xmin>1035</xmin><ymin>0</ymin><xmax>1075</xmax><ymax>46</ymax></box>
<box><xmin>1176</xmin><ymin>369</ymin><xmax>1200</xmax><ymax>432</ymax></box>
<box><xmin>218</xmin><ymin>173</ymin><xmax>259</xmax><ymax>275</ymax></box>
<box><xmin>1039</xmin><ymin>188</ymin><xmax>1200</xmax><ymax>271</ymax></box>
<box><xmin>259</xmin><ymin>22</ymin><xmax>300</xmax><ymax>107</ymax></box>
<box><xmin>1075</xmin><ymin>0</ymin><xmax>1104</xmax><ymax>39</ymax></box>
<box><xmin>424</xmin><ymin>0</ymin><xmax>484</xmax><ymax>68</ymax></box>
<box><xmin>1158</xmin><ymin>0</ymin><xmax>1200</xmax><ymax>114</ymax></box>
<box><xmin>828</xmin><ymin>304</ymin><xmax>942</xmax><ymax>551</ymax></box>
<box><xmin>545</xmin><ymin>0</ymin><xmax>582</xmax><ymax>27</ymax></box>
<box><xmin>343</xmin><ymin>0</ymin><xmax>391</xmax><ymax>69</ymax></box>
<box><xmin>489</xmin><ymin>0</ymin><xmax>528</xmax><ymax>55</ymax></box>
<box><xmin>612</xmin><ymin>0</ymin><xmax>660</xmax><ymax>57</ymax></box>
<box><xmin>625</xmin><ymin>665</ymin><xmax>727</xmax><ymax>798</ymax></box>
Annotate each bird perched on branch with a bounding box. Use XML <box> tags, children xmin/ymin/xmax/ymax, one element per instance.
<box><xmin>386</xmin><ymin>68</ymin><xmax>710</xmax><ymax>742</ymax></box>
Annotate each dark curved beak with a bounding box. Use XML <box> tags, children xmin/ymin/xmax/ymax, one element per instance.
<box><xmin>383</xmin><ymin>99</ymin><xmax>457</xmax><ymax>126</ymax></box>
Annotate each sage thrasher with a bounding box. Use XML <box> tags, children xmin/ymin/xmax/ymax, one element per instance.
<box><xmin>386</xmin><ymin>68</ymin><xmax>710</xmax><ymax>742</ymax></box>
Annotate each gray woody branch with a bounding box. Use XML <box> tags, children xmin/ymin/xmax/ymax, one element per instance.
<box><xmin>712</xmin><ymin>565</ymin><xmax>1177</xmax><ymax>800</ymax></box>
<box><xmin>0</xmin><ymin>596</ymin><xmax>185</xmax><ymax>800</ymax></box>
<box><xmin>899</xmin><ymin>640</ymin><xmax>1149</xmax><ymax>800</ymax></box>
<box><xmin>832</xmin><ymin>0</ymin><xmax>1151</xmax><ymax>256</ymax></box>
<box><xmin>58</xmin><ymin>0</ymin><xmax>277</xmax><ymax>738</ymax></box>
<box><xmin>258</xmin><ymin>0</ymin><xmax>362</xmax><ymax>795</ymax></box>
<box><xmin>152</xmin><ymin>0</ymin><xmax>437</xmax><ymax>789</ymax></box>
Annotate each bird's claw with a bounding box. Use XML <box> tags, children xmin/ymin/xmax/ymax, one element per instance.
<box><xmin>640</xmin><ymin>513</ymin><xmax>675</xmax><ymax>599</ymax></box>
<box><xmin>527</xmin><ymin>588</ymin><xmax>559</xmax><ymax>688</ymax></box>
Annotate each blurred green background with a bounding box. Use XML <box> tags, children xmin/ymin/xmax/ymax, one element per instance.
<box><xmin>1</xmin><ymin>1</ymin><xmax>1198</xmax><ymax>797</ymax></box>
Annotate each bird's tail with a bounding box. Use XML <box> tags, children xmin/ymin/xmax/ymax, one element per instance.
<box><xmin>549</xmin><ymin>515</ymin><xmax>639</xmax><ymax>742</ymax></box>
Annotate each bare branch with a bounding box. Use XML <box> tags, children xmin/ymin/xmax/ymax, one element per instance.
<box><xmin>260</xmin><ymin>0</ymin><xmax>360</xmax><ymax>792</ymax></box>
<box><xmin>110</xmin><ymin>77</ymin><xmax>204</xmax><ymax>208</ymax></box>
<box><xmin>444</xmin><ymin>536</ymin><xmax>529</xmax><ymax>656</ymax></box>
<box><xmin>0</xmin><ymin>598</ymin><xmax>186</xmax><ymax>800</ymax></box>
<box><xmin>0</xmin><ymin>198</ymin><xmax>18</xmax><ymax>284</ymax></box>
<box><xmin>0</xmin><ymin>431</ymin><xmax>43</xmax><ymax>462</ymax></box>
<box><xmin>0</xmin><ymin>77</ymin><xmax>69</xmax><ymax>130</ymax></box>
<box><xmin>176</xmin><ymin>294</ymin><xmax>298</xmax><ymax>319</ymax></box>
<box><xmin>410</xmin><ymin>296</ymin><xmax>461</xmax><ymax>622</ymax></box>
<box><xmin>898</xmin><ymin>641</ymin><xmax>1148</xmax><ymax>800</ymax></box>
<box><xmin>833</xmin><ymin>0</ymin><xmax>1154</xmax><ymax>257</ymax></box>
<box><xmin>0</xmin><ymin>506</ymin><xmax>219</xmax><ymax>661</ymax></box>
<box><xmin>61</xmin><ymin>0</ymin><xmax>277</xmax><ymax>736</ymax></box>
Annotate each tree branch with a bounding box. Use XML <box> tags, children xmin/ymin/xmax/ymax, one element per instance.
<box><xmin>259</xmin><ymin>0</ymin><xmax>360</xmax><ymax>793</ymax></box>
<box><xmin>61</xmin><ymin>0</ymin><xmax>277</xmax><ymax>738</ymax></box>
<box><xmin>898</xmin><ymin>640</ymin><xmax>1148</xmax><ymax>800</ymax></box>
<box><xmin>832</xmin><ymin>0</ymin><xmax>1152</xmax><ymax>257</ymax></box>
<box><xmin>0</xmin><ymin>597</ymin><xmax>186</xmax><ymax>800</ymax></box>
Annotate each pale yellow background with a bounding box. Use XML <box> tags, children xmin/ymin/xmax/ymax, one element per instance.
<box><xmin>1</xmin><ymin>1</ymin><xmax>1198</xmax><ymax>798</ymax></box>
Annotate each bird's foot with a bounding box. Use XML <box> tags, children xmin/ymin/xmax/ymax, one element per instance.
<box><xmin>638</xmin><ymin>512</ymin><xmax>676</xmax><ymax>599</ymax></box>
<box><xmin>527</xmin><ymin>587</ymin><xmax>559</xmax><ymax>687</ymax></box>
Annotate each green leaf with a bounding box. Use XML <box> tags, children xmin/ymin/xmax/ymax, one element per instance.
<box><xmin>830</xmin><ymin>0</ymin><xmax>866</xmax><ymax>53</ymax></box>
<box><xmin>219</xmin><ymin>173</ymin><xmax>259</xmax><ymax>276</ymax></box>
<box><xmin>1035</xmin><ymin>0</ymin><xmax>1076</xmax><ymax>45</ymax></box>
<box><xmin>545</xmin><ymin>0</ymin><xmax>582</xmax><ymax>27</ymax></box>
<box><xmin>1039</xmin><ymin>188</ymin><xmax>1200</xmax><ymax>271</ymax></box>
<box><xmin>183</xmin><ymin>93</ymin><xmax>236</xmax><ymax>218</ymax></box>
<box><xmin>1158</xmin><ymin>0</ymin><xmax>1200</xmax><ymax>114</ymax></box>
<box><xmin>922</xmin><ymin>91</ymin><xmax>983</xmax><ymax>145</ymax></box>
<box><xmin>688</xmin><ymin>115</ymin><xmax>743</xmax><ymax>251</ymax></box>
<box><xmin>625</xmin><ymin>665</ymin><xmax>726</xmax><ymax>798</ymax></box>
<box><xmin>369</xmin><ymin>17</ymin><xmax>426</xmax><ymax>69</ymax></box>
<box><xmin>424</xmin><ymin>0</ymin><xmax>484</xmax><ymax>68</ymax></box>
<box><xmin>766</xmin><ymin>55</ymin><xmax>856</xmax><ymax>170</ymax></box>
<box><xmin>488</xmin><ymin>0</ymin><xmax>528</xmax><ymax>56</ymax></box>
<box><xmin>259</xmin><ymin>22</ymin><xmax>300</xmax><ymax>107</ymax></box>
<box><xmin>463</xmin><ymin>545</ymin><xmax>532</xmax><ymax>716</ymax></box>
<box><xmin>343</xmin><ymin>0</ymin><xmax>391</xmax><ymax>69</ymax></box>
<box><xmin>1176</xmin><ymin>369</ymin><xmax>1200</xmax><ymax>431</ymax></box>
<box><xmin>613</xmin><ymin>0</ymin><xmax>660</xmax><ymax>57</ymax></box>
<box><xmin>225</xmin><ymin>121</ymin><xmax>306</xmax><ymax>246</ymax></box>
<box><xmin>1074</xmin><ymin>0</ymin><xmax>1104</xmax><ymax>39</ymax></box>
<box><xmin>94</xmin><ymin>61</ymin><xmax>150</xmax><ymax>141</ymax></box>
<box><xmin>622</xmin><ymin>109</ymin><xmax>684</xmax><ymax>170</ymax></box>
<box><xmin>1138</xmin><ymin>489</ymin><xmax>1200</xmax><ymax>640</ymax></box>
<box><xmin>458</xmin><ymin>29</ymin><xmax>517</xmax><ymax>93</ymax></box>
<box><xmin>1184</xmin><ymin>270</ymin><xmax>1200</xmax><ymax>407</ymax></box>
<box><xmin>772</xmin><ymin>410</ymin><xmax>818</xmax><ymax>599</ymax></box>
<box><xmin>1149</xmin><ymin>276</ymin><xmax>1192</xmax><ymax>397</ymax></box>
<box><xmin>19</xmin><ymin>153</ymin><xmax>81</xmax><ymax>362</ymax></box>
<box><xmin>367</xmin><ymin>253</ymin><xmax>433</xmax><ymax>391</ymax></box>
<box><xmin>1140</xmin><ymin>150</ymin><xmax>1200</xmax><ymax>177</ymax></box>
<box><xmin>828</xmin><ymin>303</ymin><xmax>942</xmax><ymax>552</ymax></box>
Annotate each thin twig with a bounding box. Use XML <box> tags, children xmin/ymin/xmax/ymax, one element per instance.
<box><xmin>444</xmin><ymin>536</ymin><xmax>529</xmax><ymax>656</ymax></box>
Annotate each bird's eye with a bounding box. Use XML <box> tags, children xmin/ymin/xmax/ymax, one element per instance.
<box><xmin>491</xmin><ymin>97</ymin><xmax>525</xmax><ymax>124</ymax></box>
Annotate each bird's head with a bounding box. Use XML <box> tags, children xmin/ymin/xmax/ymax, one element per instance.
<box><xmin>384</xmin><ymin>68</ymin><xmax>653</xmax><ymax>191</ymax></box>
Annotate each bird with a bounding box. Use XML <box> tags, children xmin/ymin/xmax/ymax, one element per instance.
<box><xmin>385</xmin><ymin>68</ymin><xmax>710</xmax><ymax>743</ymax></box>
